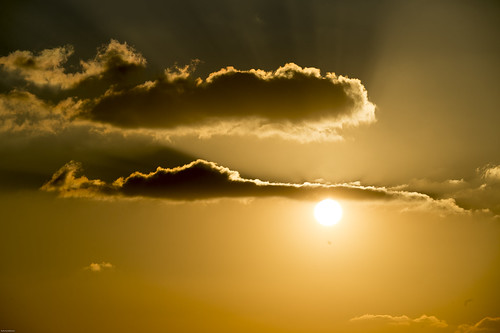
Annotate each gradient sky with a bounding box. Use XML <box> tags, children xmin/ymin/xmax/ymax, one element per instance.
<box><xmin>1</xmin><ymin>1</ymin><xmax>500</xmax><ymax>332</ymax></box>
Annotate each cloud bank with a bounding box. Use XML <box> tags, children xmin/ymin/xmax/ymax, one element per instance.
<box><xmin>41</xmin><ymin>159</ymin><xmax>465</xmax><ymax>213</ymax></box>
<box><xmin>1</xmin><ymin>40</ymin><xmax>376</xmax><ymax>142</ymax></box>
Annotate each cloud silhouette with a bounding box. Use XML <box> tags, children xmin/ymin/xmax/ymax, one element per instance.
<box><xmin>1</xmin><ymin>41</ymin><xmax>376</xmax><ymax>141</ymax></box>
<box><xmin>41</xmin><ymin>159</ymin><xmax>466</xmax><ymax>214</ymax></box>
<box><xmin>84</xmin><ymin>62</ymin><xmax>376</xmax><ymax>141</ymax></box>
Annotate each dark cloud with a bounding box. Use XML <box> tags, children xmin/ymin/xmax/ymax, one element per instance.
<box><xmin>41</xmin><ymin>159</ymin><xmax>465</xmax><ymax>214</ymax></box>
<box><xmin>1</xmin><ymin>41</ymin><xmax>375</xmax><ymax>141</ymax></box>
<box><xmin>84</xmin><ymin>62</ymin><xmax>375</xmax><ymax>141</ymax></box>
<box><xmin>0</xmin><ymin>124</ymin><xmax>196</xmax><ymax>189</ymax></box>
<box><xmin>0</xmin><ymin>41</ymin><xmax>376</xmax><ymax>142</ymax></box>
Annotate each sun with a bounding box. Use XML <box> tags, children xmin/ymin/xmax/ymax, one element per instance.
<box><xmin>314</xmin><ymin>199</ymin><xmax>343</xmax><ymax>226</ymax></box>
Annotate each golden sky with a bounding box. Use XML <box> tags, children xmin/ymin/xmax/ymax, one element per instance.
<box><xmin>1</xmin><ymin>1</ymin><xmax>499</xmax><ymax>332</ymax></box>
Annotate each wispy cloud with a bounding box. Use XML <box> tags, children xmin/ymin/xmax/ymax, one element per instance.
<box><xmin>455</xmin><ymin>317</ymin><xmax>500</xmax><ymax>333</ymax></box>
<box><xmin>397</xmin><ymin>163</ymin><xmax>500</xmax><ymax>216</ymax></box>
<box><xmin>350</xmin><ymin>314</ymin><xmax>448</xmax><ymax>331</ymax></box>
<box><xmin>0</xmin><ymin>40</ymin><xmax>146</xmax><ymax>90</ymax></box>
<box><xmin>0</xmin><ymin>90</ymin><xmax>81</xmax><ymax>134</ymax></box>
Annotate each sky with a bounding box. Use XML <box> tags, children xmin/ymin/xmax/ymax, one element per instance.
<box><xmin>1</xmin><ymin>0</ymin><xmax>499</xmax><ymax>332</ymax></box>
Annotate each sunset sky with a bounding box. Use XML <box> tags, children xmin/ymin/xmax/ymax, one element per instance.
<box><xmin>1</xmin><ymin>0</ymin><xmax>499</xmax><ymax>332</ymax></box>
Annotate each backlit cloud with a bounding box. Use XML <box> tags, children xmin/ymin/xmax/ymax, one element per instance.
<box><xmin>85</xmin><ymin>62</ymin><xmax>376</xmax><ymax>142</ymax></box>
<box><xmin>1</xmin><ymin>41</ymin><xmax>375</xmax><ymax>142</ymax></box>
<box><xmin>41</xmin><ymin>159</ymin><xmax>465</xmax><ymax>214</ymax></box>
<box><xmin>0</xmin><ymin>40</ymin><xmax>146</xmax><ymax>90</ymax></box>
<box><xmin>398</xmin><ymin>163</ymin><xmax>500</xmax><ymax>216</ymax></box>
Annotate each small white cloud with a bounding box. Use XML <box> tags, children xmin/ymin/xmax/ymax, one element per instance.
<box><xmin>85</xmin><ymin>262</ymin><xmax>114</xmax><ymax>272</ymax></box>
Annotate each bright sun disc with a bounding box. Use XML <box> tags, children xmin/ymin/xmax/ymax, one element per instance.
<box><xmin>314</xmin><ymin>199</ymin><xmax>342</xmax><ymax>226</ymax></box>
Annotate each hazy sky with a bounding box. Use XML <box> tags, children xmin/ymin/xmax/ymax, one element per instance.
<box><xmin>1</xmin><ymin>1</ymin><xmax>499</xmax><ymax>332</ymax></box>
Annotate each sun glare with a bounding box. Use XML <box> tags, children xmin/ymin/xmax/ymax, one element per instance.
<box><xmin>314</xmin><ymin>199</ymin><xmax>342</xmax><ymax>226</ymax></box>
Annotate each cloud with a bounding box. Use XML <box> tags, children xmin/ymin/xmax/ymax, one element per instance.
<box><xmin>40</xmin><ymin>159</ymin><xmax>465</xmax><ymax>213</ymax></box>
<box><xmin>398</xmin><ymin>163</ymin><xmax>500</xmax><ymax>216</ymax></box>
<box><xmin>84</xmin><ymin>62</ymin><xmax>376</xmax><ymax>142</ymax></box>
<box><xmin>455</xmin><ymin>317</ymin><xmax>500</xmax><ymax>333</ymax></box>
<box><xmin>350</xmin><ymin>314</ymin><xmax>448</xmax><ymax>331</ymax></box>
<box><xmin>0</xmin><ymin>90</ymin><xmax>83</xmax><ymax>134</ymax></box>
<box><xmin>0</xmin><ymin>40</ymin><xmax>146</xmax><ymax>90</ymax></box>
<box><xmin>481</xmin><ymin>165</ymin><xmax>500</xmax><ymax>183</ymax></box>
<box><xmin>1</xmin><ymin>41</ymin><xmax>375</xmax><ymax>141</ymax></box>
<box><xmin>85</xmin><ymin>262</ymin><xmax>114</xmax><ymax>272</ymax></box>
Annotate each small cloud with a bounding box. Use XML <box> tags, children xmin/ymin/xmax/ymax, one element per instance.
<box><xmin>456</xmin><ymin>317</ymin><xmax>500</xmax><ymax>333</ymax></box>
<box><xmin>350</xmin><ymin>314</ymin><xmax>448</xmax><ymax>331</ymax></box>
<box><xmin>85</xmin><ymin>262</ymin><xmax>114</xmax><ymax>272</ymax></box>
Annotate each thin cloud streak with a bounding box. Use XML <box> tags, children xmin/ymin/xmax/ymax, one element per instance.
<box><xmin>350</xmin><ymin>313</ymin><xmax>448</xmax><ymax>329</ymax></box>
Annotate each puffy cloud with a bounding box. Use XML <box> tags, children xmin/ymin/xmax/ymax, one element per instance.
<box><xmin>41</xmin><ymin>159</ymin><xmax>465</xmax><ymax>213</ymax></box>
<box><xmin>481</xmin><ymin>165</ymin><xmax>500</xmax><ymax>183</ymax></box>
<box><xmin>85</xmin><ymin>262</ymin><xmax>114</xmax><ymax>272</ymax></box>
<box><xmin>350</xmin><ymin>314</ymin><xmax>448</xmax><ymax>331</ymax></box>
<box><xmin>84</xmin><ymin>62</ymin><xmax>376</xmax><ymax>142</ymax></box>
<box><xmin>455</xmin><ymin>317</ymin><xmax>500</xmax><ymax>333</ymax></box>
<box><xmin>0</xmin><ymin>40</ymin><xmax>146</xmax><ymax>90</ymax></box>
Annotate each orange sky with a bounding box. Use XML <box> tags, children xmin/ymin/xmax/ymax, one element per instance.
<box><xmin>1</xmin><ymin>1</ymin><xmax>499</xmax><ymax>332</ymax></box>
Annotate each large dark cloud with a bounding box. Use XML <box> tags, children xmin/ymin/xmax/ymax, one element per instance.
<box><xmin>85</xmin><ymin>63</ymin><xmax>375</xmax><ymax>137</ymax></box>
<box><xmin>41</xmin><ymin>159</ymin><xmax>465</xmax><ymax>214</ymax></box>
<box><xmin>1</xmin><ymin>41</ymin><xmax>376</xmax><ymax>142</ymax></box>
